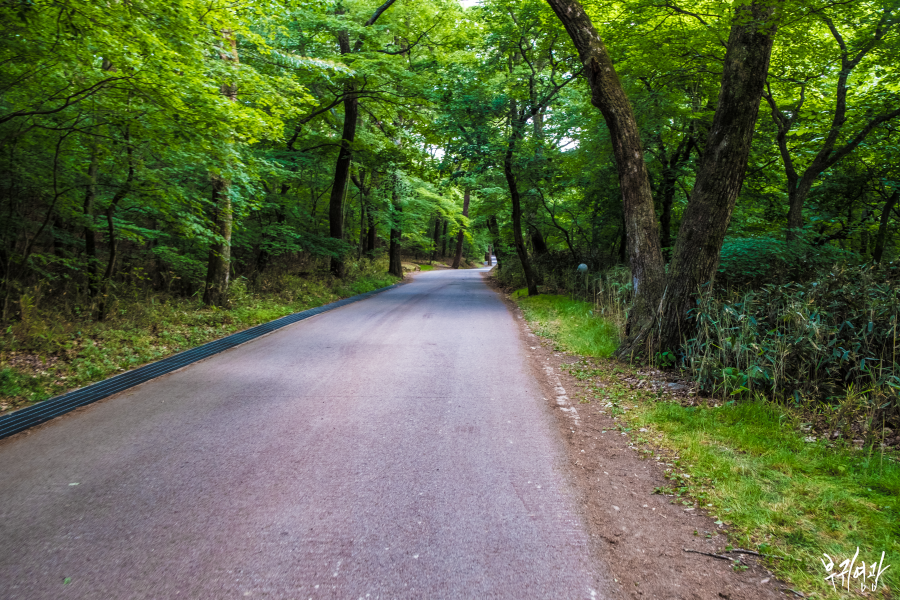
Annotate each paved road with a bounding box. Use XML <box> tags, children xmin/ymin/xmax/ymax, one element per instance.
<box><xmin>0</xmin><ymin>268</ymin><xmax>606</xmax><ymax>599</ymax></box>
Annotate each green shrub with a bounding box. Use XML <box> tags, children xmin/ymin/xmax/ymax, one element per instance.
<box><xmin>684</xmin><ymin>262</ymin><xmax>900</xmax><ymax>424</ymax></box>
<box><xmin>717</xmin><ymin>235</ymin><xmax>854</xmax><ymax>287</ymax></box>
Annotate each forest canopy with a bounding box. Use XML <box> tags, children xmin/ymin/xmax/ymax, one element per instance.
<box><xmin>1</xmin><ymin>0</ymin><xmax>897</xmax><ymax>357</ymax></box>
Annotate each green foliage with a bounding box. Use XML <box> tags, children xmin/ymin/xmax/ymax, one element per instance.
<box><xmin>515</xmin><ymin>292</ymin><xmax>619</xmax><ymax>358</ymax></box>
<box><xmin>685</xmin><ymin>263</ymin><xmax>900</xmax><ymax>416</ymax></box>
<box><xmin>717</xmin><ymin>235</ymin><xmax>855</xmax><ymax>287</ymax></box>
<box><xmin>514</xmin><ymin>281</ymin><xmax>900</xmax><ymax>597</ymax></box>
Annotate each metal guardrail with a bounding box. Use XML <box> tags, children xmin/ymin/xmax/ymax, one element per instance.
<box><xmin>0</xmin><ymin>282</ymin><xmax>403</xmax><ymax>441</ymax></box>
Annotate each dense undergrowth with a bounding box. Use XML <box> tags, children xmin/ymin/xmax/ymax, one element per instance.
<box><xmin>0</xmin><ymin>258</ymin><xmax>399</xmax><ymax>413</ymax></box>
<box><xmin>685</xmin><ymin>263</ymin><xmax>900</xmax><ymax>435</ymax></box>
<box><xmin>509</xmin><ymin>286</ymin><xmax>899</xmax><ymax>598</ymax></box>
<box><xmin>496</xmin><ymin>246</ymin><xmax>900</xmax><ymax>435</ymax></box>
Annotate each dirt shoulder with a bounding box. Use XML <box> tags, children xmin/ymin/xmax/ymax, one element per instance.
<box><xmin>489</xmin><ymin>278</ymin><xmax>793</xmax><ymax>600</ymax></box>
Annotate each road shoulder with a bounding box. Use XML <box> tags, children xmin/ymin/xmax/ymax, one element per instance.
<box><xmin>487</xmin><ymin>277</ymin><xmax>790</xmax><ymax>600</ymax></box>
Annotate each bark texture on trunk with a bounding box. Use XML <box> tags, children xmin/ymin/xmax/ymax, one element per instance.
<box><xmin>203</xmin><ymin>178</ymin><xmax>233</xmax><ymax>306</ymax></box>
<box><xmin>441</xmin><ymin>221</ymin><xmax>448</xmax><ymax>258</ymax></box>
<box><xmin>503</xmin><ymin>136</ymin><xmax>538</xmax><ymax>295</ymax></box>
<box><xmin>452</xmin><ymin>189</ymin><xmax>472</xmax><ymax>269</ymax></box>
<box><xmin>545</xmin><ymin>0</ymin><xmax>664</xmax><ymax>329</ymax></box>
<box><xmin>619</xmin><ymin>0</ymin><xmax>779</xmax><ymax>356</ymax></box>
<box><xmin>328</xmin><ymin>79</ymin><xmax>357</xmax><ymax>278</ymax></box>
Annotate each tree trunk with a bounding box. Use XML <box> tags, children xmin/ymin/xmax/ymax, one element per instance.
<box><xmin>531</xmin><ymin>227</ymin><xmax>549</xmax><ymax>255</ymax></box>
<box><xmin>388</xmin><ymin>173</ymin><xmax>403</xmax><ymax>277</ymax></box>
<box><xmin>431</xmin><ymin>216</ymin><xmax>441</xmax><ymax>262</ymax></box>
<box><xmin>452</xmin><ymin>189</ymin><xmax>472</xmax><ymax>269</ymax></box>
<box><xmin>203</xmin><ymin>29</ymin><xmax>238</xmax><ymax>306</ymax></box>
<box><xmin>873</xmin><ymin>190</ymin><xmax>898</xmax><ymax>264</ymax></box>
<box><xmin>83</xmin><ymin>152</ymin><xmax>99</xmax><ymax>299</ymax></box>
<box><xmin>203</xmin><ymin>178</ymin><xmax>233</xmax><ymax>306</ymax></box>
<box><xmin>623</xmin><ymin>0</ymin><xmax>780</xmax><ymax>356</ymax></box>
<box><xmin>98</xmin><ymin>138</ymin><xmax>133</xmax><ymax>321</ymax></box>
<box><xmin>504</xmin><ymin>145</ymin><xmax>539</xmax><ymax>295</ymax></box>
<box><xmin>545</xmin><ymin>0</ymin><xmax>665</xmax><ymax>331</ymax></box>
<box><xmin>97</xmin><ymin>206</ymin><xmax>118</xmax><ymax>321</ymax></box>
<box><xmin>487</xmin><ymin>215</ymin><xmax>504</xmax><ymax>272</ymax></box>
<box><xmin>366</xmin><ymin>209</ymin><xmax>377</xmax><ymax>253</ymax></box>
<box><xmin>659</xmin><ymin>178</ymin><xmax>674</xmax><ymax>258</ymax></box>
<box><xmin>325</xmin><ymin>0</ymin><xmax>400</xmax><ymax>273</ymax></box>
<box><xmin>441</xmin><ymin>221</ymin><xmax>449</xmax><ymax>258</ymax></box>
<box><xmin>329</xmin><ymin>86</ymin><xmax>357</xmax><ymax>277</ymax></box>
<box><xmin>786</xmin><ymin>177</ymin><xmax>815</xmax><ymax>241</ymax></box>
<box><xmin>388</xmin><ymin>225</ymin><xmax>402</xmax><ymax>277</ymax></box>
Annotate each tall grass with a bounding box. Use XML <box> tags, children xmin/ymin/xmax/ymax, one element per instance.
<box><xmin>514</xmin><ymin>292</ymin><xmax>620</xmax><ymax>357</ymax></box>
<box><xmin>634</xmin><ymin>397</ymin><xmax>900</xmax><ymax>597</ymax></box>
<box><xmin>684</xmin><ymin>263</ymin><xmax>900</xmax><ymax>431</ymax></box>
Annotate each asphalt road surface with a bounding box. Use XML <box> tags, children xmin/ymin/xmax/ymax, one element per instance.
<box><xmin>0</xmin><ymin>267</ymin><xmax>608</xmax><ymax>599</ymax></box>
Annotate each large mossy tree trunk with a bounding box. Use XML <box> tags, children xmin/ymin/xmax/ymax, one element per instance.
<box><xmin>546</xmin><ymin>0</ymin><xmax>780</xmax><ymax>358</ymax></box>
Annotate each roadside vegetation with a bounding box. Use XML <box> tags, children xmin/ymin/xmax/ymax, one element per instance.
<box><xmin>513</xmin><ymin>291</ymin><xmax>619</xmax><ymax>358</ymax></box>
<box><xmin>507</xmin><ymin>280</ymin><xmax>899</xmax><ymax>598</ymax></box>
<box><xmin>0</xmin><ymin>260</ymin><xmax>398</xmax><ymax>413</ymax></box>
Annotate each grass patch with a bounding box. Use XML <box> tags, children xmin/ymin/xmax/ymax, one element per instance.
<box><xmin>418</xmin><ymin>264</ymin><xmax>435</xmax><ymax>271</ymax></box>
<box><xmin>1</xmin><ymin>261</ymin><xmax>399</xmax><ymax>414</ymax></box>
<box><xmin>513</xmin><ymin>291</ymin><xmax>619</xmax><ymax>358</ymax></box>
<box><xmin>632</xmin><ymin>398</ymin><xmax>898</xmax><ymax>597</ymax></box>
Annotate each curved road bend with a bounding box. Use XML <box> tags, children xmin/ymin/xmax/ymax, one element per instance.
<box><xmin>0</xmin><ymin>267</ymin><xmax>609</xmax><ymax>599</ymax></box>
